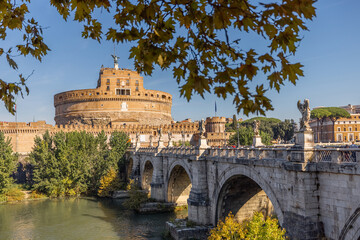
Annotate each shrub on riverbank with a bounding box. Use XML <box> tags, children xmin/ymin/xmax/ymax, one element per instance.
<box><xmin>98</xmin><ymin>168</ymin><xmax>124</xmax><ymax>197</ymax></box>
<box><xmin>209</xmin><ymin>212</ymin><xmax>286</xmax><ymax>240</ymax></box>
<box><xmin>123</xmin><ymin>189</ymin><xmax>149</xmax><ymax>209</ymax></box>
<box><xmin>30</xmin><ymin>131</ymin><xmax>130</xmax><ymax>197</ymax></box>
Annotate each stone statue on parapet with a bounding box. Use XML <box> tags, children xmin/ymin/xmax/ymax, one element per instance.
<box><xmin>136</xmin><ymin>132</ymin><xmax>140</xmax><ymax>143</ymax></box>
<box><xmin>181</xmin><ymin>131</ymin><xmax>185</xmax><ymax>146</ymax></box>
<box><xmin>253</xmin><ymin>120</ymin><xmax>260</xmax><ymax>136</ymax></box>
<box><xmin>158</xmin><ymin>128</ymin><xmax>162</xmax><ymax>140</ymax></box>
<box><xmin>297</xmin><ymin>99</ymin><xmax>311</xmax><ymax>131</ymax></box>
<box><xmin>168</xmin><ymin>131</ymin><xmax>173</xmax><ymax>147</ymax></box>
<box><xmin>149</xmin><ymin>134</ymin><xmax>153</xmax><ymax>147</ymax></box>
<box><xmin>199</xmin><ymin>119</ymin><xmax>205</xmax><ymax>138</ymax></box>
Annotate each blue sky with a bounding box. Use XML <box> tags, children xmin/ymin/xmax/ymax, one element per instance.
<box><xmin>0</xmin><ymin>0</ymin><xmax>359</xmax><ymax>124</ymax></box>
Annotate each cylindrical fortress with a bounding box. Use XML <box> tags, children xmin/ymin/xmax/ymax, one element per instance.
<box><xmin>205</xmin><ymin>117</ymin><xmax>227</xmax><ymax>133</ymax></box>
<box><xmin>54</xmin><ymin>67</ymin><xmax>172</xmax><ymax>126</ymax></box>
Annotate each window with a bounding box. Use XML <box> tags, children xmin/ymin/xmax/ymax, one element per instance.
<box><xmin>106</xmin><ymin>86</ymin><xmax>110</xmax><ymax>91</ymax></box>
<box><xmin>126</xmin><ymin>80</ymin><xmax>130</xmax><ymax>86</ymax></box>
<box><xmin>349</xmin><ymin>127</ymin><xmax>352</xmax><ymax>132</ymax></box>
<box><xmin>135</xmin><ymin>87</ymin><xmax>139</xmax><ymax>91</ymax></box>
<box><xmin>135</xmin><ymin>80</ymin><xmax>139</xmax><ymax>86</ymax></box>
<box><xmin>344</xmin><ymin>127</ymin><xmax>346</xmax><ymax>131</ymax></box>
<box><xmin>337</xmin><ymin>127</ymin><xmax>341</xmax><ymax>131</ymax></box>
<box><xmin>106</xmin><ymin>79</ymin><xmax>110</xmax><ymax>85</ymax></box>
<box><xmin>117</xmin><ymin>79</ymin><xmax>120</xmax><ymax>86</ymax></box>
<box><xmin>116</xmin><ymin>89</ymin><xmax>130</xmax><ymax>95</ymax></box>
<box><xmin>349</xmin><ymin>133</ymin><xmax>354</xmax><ymax>141</ymax></box>
<box><xmin>337</xmin><ymin>133</ymin><xmax>343</xmax><ymax>142</ymax></box>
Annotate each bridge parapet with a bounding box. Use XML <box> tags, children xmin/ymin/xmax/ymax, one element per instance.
<box><xmin>312</xmin><ymin>148</ymin><xmax>360</xmax><ymax>163</ymax></box>
<box><xmin>129</xmin><ymin>146</ymin><xmax>360</xmax><ymax>166</ymax></box>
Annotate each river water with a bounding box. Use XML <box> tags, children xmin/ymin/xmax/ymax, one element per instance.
<box><xmin>0</xmin><ymin>198</ymin><xmax>187</xmax><ymax>240</ymax></box>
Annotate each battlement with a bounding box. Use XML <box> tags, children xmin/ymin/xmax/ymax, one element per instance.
<box><xmin>206</xmin><ymin>117</ymin><xmax>227</xmax><ymax>123</ymax></box>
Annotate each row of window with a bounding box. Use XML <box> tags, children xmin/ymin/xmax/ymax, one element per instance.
<box><xmin>337</xmin><ymin>133</ymin><xmax>359</xmax><ymax>141</ymax></box>
<box><xmin>337</xmin><ymin>127</ymin><xmax>358</xmax><ymax>132</ymax></box>
<box><xmin>106</xmin><ymin>79</ymin><xmax>139</xmax><ymax>86</ymax></box>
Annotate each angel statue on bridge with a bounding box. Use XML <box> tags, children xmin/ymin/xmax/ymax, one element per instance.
<box><xmin>297</xmin><ymin>99</ymin><xmax>311</xmax><ymax>131</ymax></box>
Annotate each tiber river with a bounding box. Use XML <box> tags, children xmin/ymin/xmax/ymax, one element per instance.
<box><xmin>0</xmin><ymin>198</ymin><xmax>187</xmax><ymax>240</ymax></box>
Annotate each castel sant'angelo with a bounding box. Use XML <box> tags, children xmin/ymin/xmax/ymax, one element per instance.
<box><xmin>0</xmin><ymin>56</ymin><xmax>232</xmax><ymax>154</ymax></box>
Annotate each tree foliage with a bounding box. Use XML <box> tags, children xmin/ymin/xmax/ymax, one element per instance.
<box><xmin>29</xmin><ymin>130</ymin><xmax>130</xmax><ymax>197</ymax></box>
<box><xmin>0</xmin><ymin>0</ymin><xmax>50</xmax><ymax>114</ymax></box>
<box><xmin>311</xmin><ymin>107</ymin><xmax>350</xmax><ymax>142</ymax></box>
<box><xmin>98</xmin><ymin>167</ymin><xmax>123</xmax><ymax>197</ymax></box>
<box><xmin>227</xmin><ymin>117</ymin><xmax>295</xmax><ymax>144</ymax></box>
<box><xmin>0</xmin><ymin>132</ymin><xmax>18</xmax><ymax>194</ymax></box>
<box><xmin>1</xmin><ymin>0</ymin><xmax>316</xmax><ymax>115</ymax></box>
<box><xmin>209</xmin><ymin>212</ymin><xmax>286</xmax><ymax>240</ymax></box>
<box><xmin>228</xmin><ymin>126</ymin><xmax>272</xmax><ymax>146</ymax></box>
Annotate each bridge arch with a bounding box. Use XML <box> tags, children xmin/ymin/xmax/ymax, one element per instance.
<box><xmin>166</xmin><ymin>161</ymin><xmax>192</xmax><ymax>205</ymax></box>
<box><xmin>140</xmin><ymin>158</ymin><xmax>154</xmax><ymax>194</ymax></box>
<box><xmin>339</xmin><ymin>206</ymin><xmax>360</xmax><ymax>240</ymax></box>
<box><xmin>213</xmin><ymin>165</ymin><xmax>284</xmax><ymax>226</ymax></box>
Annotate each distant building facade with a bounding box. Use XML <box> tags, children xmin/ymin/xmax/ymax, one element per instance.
<box><xmin>310</xmin><ymin>104</ymin><xmax>360</xmax><ymax>143</ymax></box>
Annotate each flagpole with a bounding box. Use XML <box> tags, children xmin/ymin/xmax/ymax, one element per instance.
<box><xmin>15</xmin><ymin>100</ymin><xmax>18</xmax><ymax>153</ymax></box>
<box><xmin>215</xmin><ymin>101</ymin><xmax>217</xmax><ymax>117</ymax></box>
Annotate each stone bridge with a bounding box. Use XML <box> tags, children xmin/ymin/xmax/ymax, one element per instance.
<box><xmin>127</xmin><ymin>143</ymin><xmax>360</xmax><ymax>240</ymax></box>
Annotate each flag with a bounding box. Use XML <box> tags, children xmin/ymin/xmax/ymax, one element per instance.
<box><xmin>215</xmin><ymin>101</ymin><xmax>217</xmax><ymax>115</ymax></box>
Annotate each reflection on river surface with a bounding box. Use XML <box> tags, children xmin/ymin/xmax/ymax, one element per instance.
<box><xmin>0</xmin><ymin>198</ymin><xmax>187</xmax><ymax>240</ymax></box>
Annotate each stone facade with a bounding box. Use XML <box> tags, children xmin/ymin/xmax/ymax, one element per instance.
<box><xmin>54</xmin><ymin>67</ymin><xmax>172</xmax><ymax>126</ymax></box>
<box><xmin>310</xmin><ymin>104</ymin><xmax>360</xmax><ymax>143</ymax></box>
<box><xmin>0</xmin><ymin>118</ymin><xmax>234</xmax><ymax>154</ymax></box>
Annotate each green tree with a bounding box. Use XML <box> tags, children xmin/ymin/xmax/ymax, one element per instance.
<box><xmin>0</xmin><ymin>132</ymin><xmax>17</xmax><ymax>194</ymax></box>
<box><xmin>209</xmin><ymin>212</ymin><xmax>286</xmax><ymax>240</ymax></box>
<box><xmin>232</xmin><ymin>114</ymin><xmax>238</xmax><ymax>130</ymax></box>
<box><xmin>30</xmin><ymin>130</ymin><xmax>129</xmax><ymax>197</ymax></box>
<box><xmin>273</xmin><ymin>119</ymin><xmax>296</xmax><ymax>142</ymax></box>
<box><xmin>1</xmin><ymin>0</ymin><xmax>316</xmax><ymax>115</ymax></box>
<box><xmin>310</xmin><ymin>108</ymin><xmax>331</xmax><ymax>142</ymax></box>
<box><xmin>228</xmin><ymin>126</ymin><xmax>272</xmax><ymax>146</ymax></box>
<box><xmin>327</xmin><ymin>107</ymin><xmax>351</xmax><ymax>142</ymax></box>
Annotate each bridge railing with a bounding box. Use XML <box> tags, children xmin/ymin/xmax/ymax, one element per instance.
<box><xmin>129</xmin><ymin>146</ymin><xmax>360</xmax><ymax>164</ymax></box>
<box><xmin>312</xmin><ymin>148</ymin><xmax>360</xmax><ymax>163</ymax></box>
<box><xmin>206</xmin><ymin>147</ymin><xmax>292</xmax><ymax>161</ymax></box>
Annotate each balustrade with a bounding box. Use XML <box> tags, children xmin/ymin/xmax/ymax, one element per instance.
<box><xmin>129</xmin><ymin>145</ymin><xmax>360</xmax><ymax>165</ymax></box>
